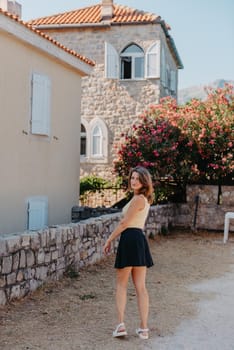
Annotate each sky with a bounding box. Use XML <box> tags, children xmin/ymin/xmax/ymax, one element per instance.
<box><xmin>18</xmin><ymin>0</ymin><xmax>234</xmax><ymax>90</ymax></box>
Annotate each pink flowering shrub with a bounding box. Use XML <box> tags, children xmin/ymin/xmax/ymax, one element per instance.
<box><xmin>178</xmin><ymin>84</ymin><xmax>234</xmax><ymax>183</ymax></box>
<box><xmin>114</xmin><ymin>84</ymin><xmax>234</xmax><ymax>201</ymax></box>
<box><xmin>114</xmin><ymin>99</ymin><xmax>194</xmax><ymax>202</ymax></box>
<box><xmin>115</xmin><ymin>104</ymin><xmax>192</xmax><ymax>179</ymax></box>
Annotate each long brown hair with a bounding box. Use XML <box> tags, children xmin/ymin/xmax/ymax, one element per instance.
<box><xmin>128</xmin><ymin>166</ymin><xmax>154</xmax><ymax>204</ymax></box>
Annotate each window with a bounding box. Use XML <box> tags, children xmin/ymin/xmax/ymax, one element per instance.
<box><xmin>81</xmin><ymin>118</ymin><xmax>108</xmax><ymax>163</ymax></box>
<box><xmin>31</xmin><ymin>73</ymin><xmax>51</xmax><ymax>136</ymax></box>
<box><xmin>27</xmin><ymin>196</ymin><xmax>48</xmax><ymax>231</ymax></box>
<box><xmin>170</xmin><ymin>70</ymin><xmax>176</xmax><ymax>93</ymax></box>
<box><xmin>80</xmin><ymin>118</ymin><xmax>89</xmax><ymax>159</ymax></box>
<box><xmin>166</xmin><ymin>64</ymin><xmax>171</xmax><ymax>88</ymax></box>
<box><xmin>161</xmin><ymin>46</ymin><xmax>167</xmax><ymax>86</ymax></box>
<box><xmin>80</xmin><ymin>124</ymin><xmax>87</xmax><ymax>156</ymax></box>
<box><xmin>105</xmin><ymin>41</ymin><xmax>161</xmax><ymax>80</ymax></box>
<box><xmin>120</xmin><ymin>44</ymin><xmax>144</xmax><ymax>79</ymax></box>
<box><xmin>92</xmin><ymin>125</ymin><xmax>102</xmax><ymax>156</ymax></box>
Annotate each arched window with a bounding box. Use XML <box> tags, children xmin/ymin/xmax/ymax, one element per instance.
<box><xmin>120</xmin><ymin>44</ymin><xmax>144</xmax><ymax>79</ymax></box>
<box><xmin>81</xmin><ymin>117</ymin><xmax>108</xmax><ymax>163</ymax></box>
<box><xmin>105</xmin><ymin>41</ymin><xmax>161</xmax><ymax>80</ymax></box>
<box><xmin>80</xmin><ymin>123</ymin><xmax>87</xmax><ymax>156</ymax></box>
<box><xmin>92</xmin><ymin>125</ymin><xmax>102</xmax><ymax>156</ymax></box>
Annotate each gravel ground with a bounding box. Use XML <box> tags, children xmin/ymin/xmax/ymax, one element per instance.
<box><xmin>0</xmin><ymin>230</ymin><xmax>234</xmax><ymax>350</ymax></box>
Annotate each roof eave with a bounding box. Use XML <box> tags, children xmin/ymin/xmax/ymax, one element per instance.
<box><xmin>167</xmin><ymin>36</ymin><xmax>184</xmax><ymax>69</ymax></box>
<box><xmin>32</xmin><ymin>19</ymin><xmax>159</xmax><ymax>30</ymax></box>
<box><xmin>32</xmin><ymin>17</ymin><xmax>183</xmax><ymax>69</ymax></box>
<box><xmin>159</xmin><ymin>20</ymin><xmax>184</xmax><ymax>69</ymax></box>
<box><xmin>111</xmin><ymin>20</ymin><xmax>157</xmax><ymax>26</ymax></box>
<box><xmin>0</xmin><ymin>10</ymin><xmax>94</xmax><ymax>73</ymax></box>
<box><xmin>114</xmin><ymin>19</ymin><xmax>183</xmax><ymax>69</ymax></box>
<box><xmin>32</xmin><ymin>22</ymin><xmax>111</xmax><ymax>30</ymax></box>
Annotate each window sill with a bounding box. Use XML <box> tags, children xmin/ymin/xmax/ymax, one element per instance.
<box><xmin>120</xmin><ymin>78</ymin><xmax>145</xmax><ymax>81</ymax></box>
<box><xmin>80</xmin><ymin>156</ymin><xmax>108</xmax><ymax>164</ymax></box>
<box><xmin>119</xmin><ymin>77</ymin><xmax>160</xmax><ymax>82</ymax></box>
<box><xmin>80</xmin><ymin>156</ymin><xmax>88</xmax><ymax>163</ymax></box>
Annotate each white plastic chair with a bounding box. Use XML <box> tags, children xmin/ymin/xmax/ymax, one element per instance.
<box><xmin>223</xmin><ymin>212</ymin><xmax>234</xmax><ymax>243</ymax></box>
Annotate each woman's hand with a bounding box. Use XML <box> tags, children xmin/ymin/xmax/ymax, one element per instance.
<box><xmin>103</xmin><ymin>239</ymin><xmax>111</xmax><ymax>255</ymax></box>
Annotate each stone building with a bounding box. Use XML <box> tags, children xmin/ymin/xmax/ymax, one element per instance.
<box><xmin>29</xmin><ymin>0</ymin><xmax>183</xmax><ymax>181</ymax></box>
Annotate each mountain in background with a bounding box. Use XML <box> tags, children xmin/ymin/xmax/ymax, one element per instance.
<box><xmin>178</xmin><ymin>79</ymin><xmax>234</xmax><ymax>105</ymax></box>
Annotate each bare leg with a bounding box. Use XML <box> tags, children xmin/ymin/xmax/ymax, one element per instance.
<box><xmin>131</xmin><ymin>267</ymin><xmax>149</xmax><ymax>333</ymax></box>
<box><xmin>115</xmin><ymin>267</ymin><xmax>132</xmax><ymax>325</ymax></box>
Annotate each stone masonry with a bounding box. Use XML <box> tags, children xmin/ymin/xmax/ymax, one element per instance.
<box><xmin>42</xmin><ymin>23</ymin><xmax>178</xmax><ymax>180</ymax></box>
<box><xmin>186</xmin><ymin>185</ymin><xmax>234</xmax><ymax>231</ymax></box>
<box><xmin>1</xmin><ymin>193</ymin><xmax>232</xmax><ymax>307</ymax></box>
<box><xmin>0</xmin><ymin>204</ymin><xmax>185</xmax><ymax>306</ymax></box>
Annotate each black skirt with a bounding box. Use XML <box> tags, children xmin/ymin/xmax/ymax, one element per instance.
<box><xmin>114</xmin><ymin>227</ymin><xmax>154</xmax><ymax>269</ymax></box>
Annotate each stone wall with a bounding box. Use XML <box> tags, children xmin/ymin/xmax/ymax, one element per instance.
<box><xmin>0</xmin><ymin>204</ymin><xmax>187</xmax><ymax>306</ymax></box>
<box><xmin>44</xmin><ymin>24</ymin><xmax>177</xmax><ymax>181</ymax></box>
<box><xmin>2</xmin><ymin>194</ymin><xmax>230</xmax><ymax>307</ymax></box>
<box><xmin>186</xmin><ymin>185</ymin><xmax>234</xmax><ymax>231</ymax></box>
<box><xmin>0</xmin><ymin>215</ymin><xmax>120</xmax><ymax>306</ymax></box>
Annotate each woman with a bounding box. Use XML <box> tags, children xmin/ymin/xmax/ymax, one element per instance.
<box><xmin>103</xmin><ymin>166</ymin><xmax>154</xmax><ymax>340</ymax></box>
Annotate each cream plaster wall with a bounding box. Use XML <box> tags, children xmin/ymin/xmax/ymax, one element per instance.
<box><xmin>0</xmin><ymin>30</ymin><xmax>83</xmax><ymax>234</ymax></box>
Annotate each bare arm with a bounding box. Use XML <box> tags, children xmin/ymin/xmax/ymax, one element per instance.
<box><xmin>103</xmin><ymin>195</ymin><xmax>145</xmax><ymax>254</ymax></box>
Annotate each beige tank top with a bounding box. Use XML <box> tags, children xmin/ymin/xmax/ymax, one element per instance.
<box><xmin>122</xmin><ymin>196</ymin><xmax>150</xmax><ymax>229</ymax></box>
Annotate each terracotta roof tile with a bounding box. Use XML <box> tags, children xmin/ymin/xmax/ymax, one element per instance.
<box><xmin>0</xmin><ymin>8</ymin><xmax>95</xmax><ymax>66</ymax></box>
<box><xmin>28</xmin><ymin>4</ymin><xmax>160</xmax><ymax>26</ymax></box>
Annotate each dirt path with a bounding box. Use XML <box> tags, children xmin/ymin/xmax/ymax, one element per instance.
<box><xmin>0</xmin><ymin>230</ymin><xmax>233</xmax><ymax>350</ymax></box>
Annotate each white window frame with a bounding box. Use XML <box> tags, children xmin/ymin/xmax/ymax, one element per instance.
<box><xmin>27</xmin><ymin>196</ymin><xmax>48</xmax><ymax>231</ymax></box>
<box><xmin>91</xmin><ymin>125</ymin><xmax>103</xmax><ymax>157</ymax></box>
<box><xmin>105</xmin><ymin>40</ymin><xmax>162</xmax><ymax>80</ymax></box>
<box><xmin>120</xmin><ymin>43</ymin><xmax>145</xmax><ymax>80</ymax></box>
<box><xmin>146</xmin><ymin>41</ymin><xmax>160</xmax><ymax>79</ymax></box>
<box><xmin>90</xmin><ymin>118</ymin><xmax>108</xmax><ymax>160</ymax></box>
<box><xmin>31</xmin><ymin>73</ymin><xmax>51</xmax><ymax>136</ymax></box>
<box><xmin>80</xmin><ymin>118</ymin><xmax>108</xmax><ymax>163</ymax></box>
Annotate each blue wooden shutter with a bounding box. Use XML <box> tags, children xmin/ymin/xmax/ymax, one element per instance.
<box><xmin>170</xmin><ymin>70</ymin><xmax>176</xmax><ymax>92</ymax></box>
<box><xmin>146</xmin><ymin>41</ymin><xmax>160</xmax><ymax>78</ymax></box>
<box><xmin>166</xmin><ymin>64</ymin><xmax>171</xmax><ymax>88</ymax></box>
<box><xmin>105</xmin><ymin>42</ymin><xmax>118</xmax><ymax>78</ymax></box>
<box><xmin>31</xmin><ymin>73</ymin><xmax>51</xmax><ymax>135</ymax></box>
<box><xmin>161</xmin><ymin>46</ymin><xmax>167</xmax><ymax>87</ymax></box>
<box><xmin>27</xmin><ymin>197</ymin><xmax>48</xmax><ymax>230</ymax></box>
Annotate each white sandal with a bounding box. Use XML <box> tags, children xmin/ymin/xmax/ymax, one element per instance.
<box><xmin>113</xmin><ymin>322</ymin><xmax>127</xmax><ymax>337</ymax></box>
<box><xmin>136</xmin><ymin>328</ymin><xmax>149</xmax><ymax>340</ymax></box>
